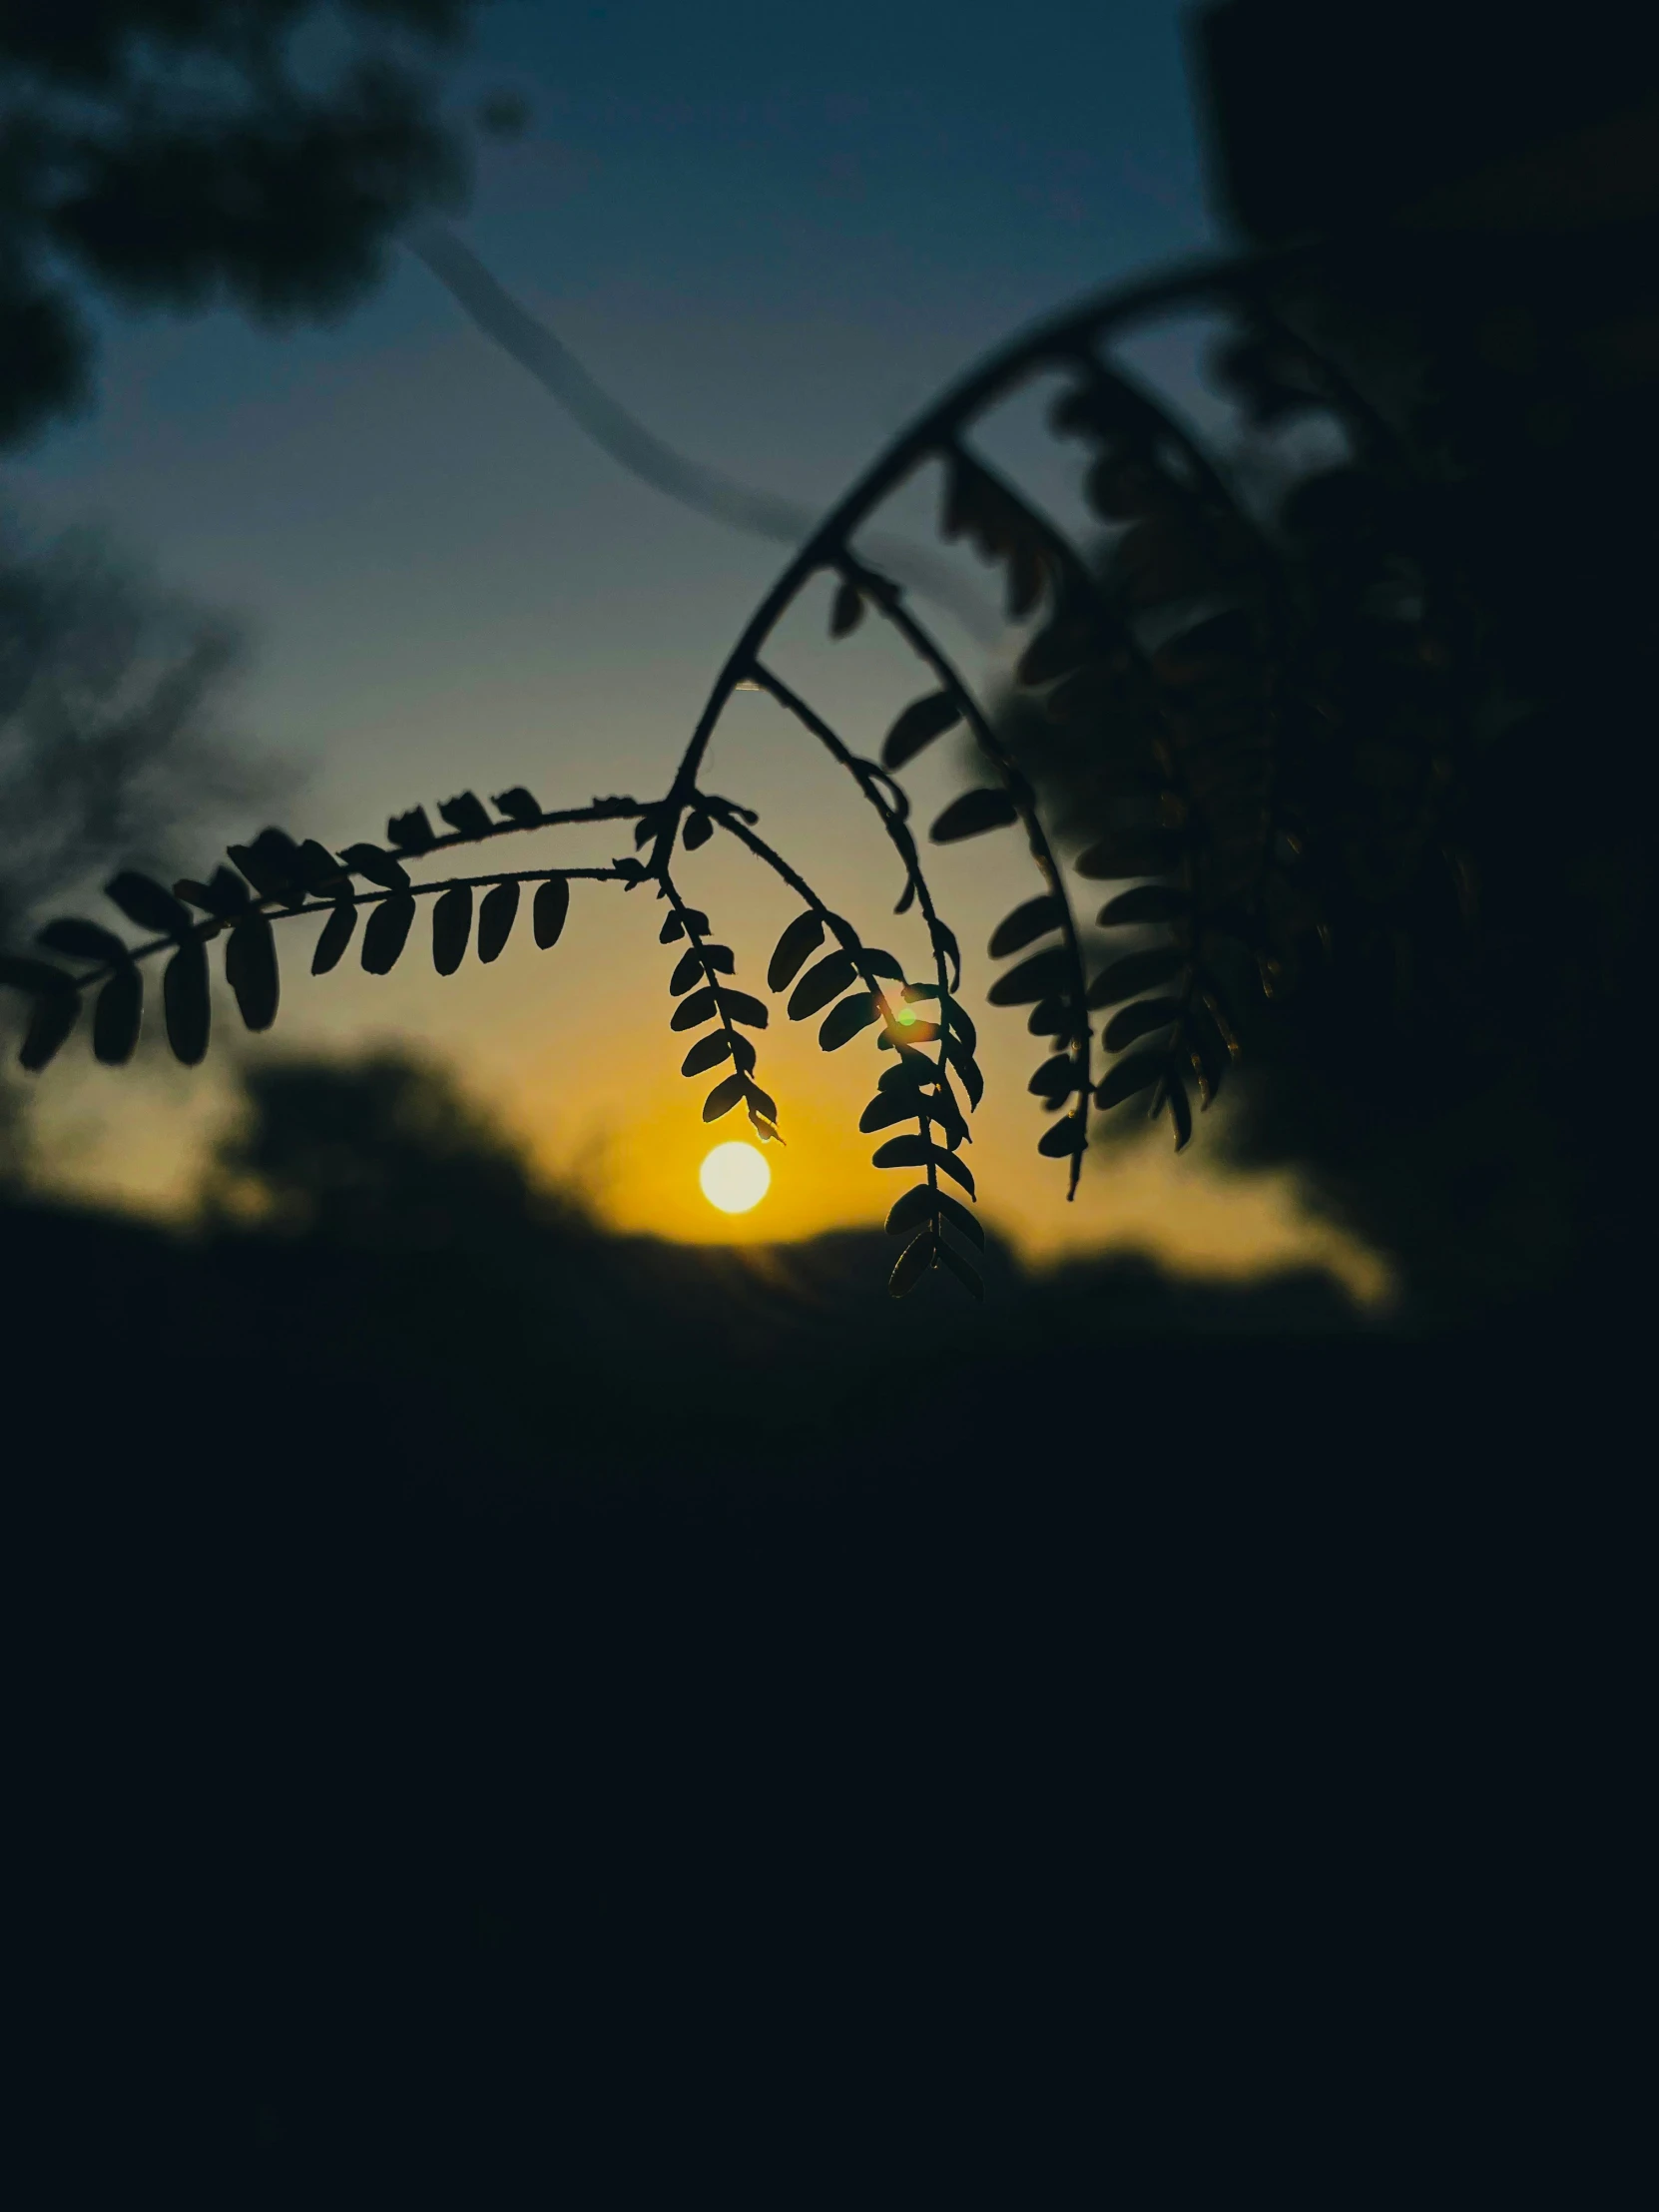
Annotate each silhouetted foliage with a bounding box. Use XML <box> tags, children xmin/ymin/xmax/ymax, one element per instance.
<box><xmin>5</xmin><ymin>0</ymin><xmax>1652</xmax><ymax>1328</ymax></box>
<box><xmin>7</xmin><ymin>12</ymin><xmax>1654</xmax><ymax>2182</ymax></box>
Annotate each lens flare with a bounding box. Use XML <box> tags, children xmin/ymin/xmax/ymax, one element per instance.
<box><xmin>699</xmin><ymin>1141</ymin><xmax>772</xmax><ymax>1214</ymax></box>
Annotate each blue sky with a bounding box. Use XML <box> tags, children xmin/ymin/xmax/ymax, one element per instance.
<box><xmin>21</xmin><ymin>1</ymin><xmax>1218</xmax><ymax>784</ymax></box>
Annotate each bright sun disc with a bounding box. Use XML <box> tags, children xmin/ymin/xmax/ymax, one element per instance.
<box><xmin>699</xmin><ymin>1141</ymin><xmax>771</xmax><ymax>1215</ymax></box>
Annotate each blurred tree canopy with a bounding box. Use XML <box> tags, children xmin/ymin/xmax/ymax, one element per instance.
<box><xmin>0</xmin><ymin>0</ymin><xmax>488</xmax><ymax>450</ymax></box>
<box><xmin>993</xmin><ymin>0</ymin><xmax>1659</xmax><ymax>1328</ymax></box>
<box><xmin>0</xmin><ymin>514</ymin><xmax>265</xmax><ymax>927</ymax></box>
<box><xmin>0</xmin><ymin>510</ymin><xmax>274</xmax><ymax>1178</ymax></box>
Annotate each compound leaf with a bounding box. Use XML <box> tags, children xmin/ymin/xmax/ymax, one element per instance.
<box><xmin>879</xmin><ymin>1049</ymin><xmax>935</xmax><ymax>1092</ymax></box>
<box><xmin>931</xmin><ymin>788</ymin><xmax>1018</xmax><ymax>843</ymax></box>
<box><xmin>1037</xmin><ymin>1114</ymin><xmax>1088</xmax><ymax>1158</ymax></box>
<box><xmin>361</xmin><ymin>893</ymin><xmax>416</xmax><ymax>975</ymax></box>
<box><xmin>93</xmin><ymin>967</ymin><xmax>142</xmax><ymax>1065</ymax></box>
<box><xmin>869</xmin><ymin>1135</ymin><xmax>975</xmax><ymax>1198</ymax></box>
<box><xmin>226</xmin><ymin>913</ymin><xmax>278</xmax><ymax>1031</ymax></box>
<box><xmin>438</xmin><ymin>792</ymin><xmax>492</xmax><ymax>839</ymax></box>
<box><xmin>1104</xmin><ymin>996</ymin><xmax>1184</xmax><ymax>1051</ymax></box>
<box><xmin>932</xmin><ymin>1187</ymin><xmax>984</xmax><ymax>1248</ymax></box>
<box><xmin>20</xmin><ymin>989</ymin><xmax>80</xmax><ymax>1071</ymax></box>
<box><xmin>859</xmin><ymin>1091</ymin><xmax>917</xmax><ymax>1134</ymax></box>
<box><xmin>478</xmin><ymin>881</ymin><xmax>519</xmax><ymax>962</ymax></box>
<box><xmin>789</xmin><ymin>949</ymin><xmax>857</xmax><ymax>1020</ymax></box>
<box><xmin>1027</xmin><ymin>995</ymin><xmax>1073</xmax><ymax>1039</ymax></box>
<box><xmin>682</xmin><ymin>1030</ymin><xmax>734</xmax><ymax>1077</ymax></box>
<box><xmin>175</xmin><ymin>867</ymin><xmax>252</xmax><ymax>918</ymax></box>
<box><xmin>1095</xmin><ymin>1048</ymin><xmax>1170</xmax><ymax>1108</ymax></box>
<box><xmin>942</xmin><ymin>1031</ymin><xmax>984</xmax><ymax>1108</ymax></box>
<box><xmin>106</xmin><ymin>870</ymin><xmax>192</xmax><ymax>938</ymax></box>
<box><xmin>38</xmin><ymin>918</ymin><xmax>130</xmax><ymax>966</ymax></box>
<box><xmin>533</xmin><ymin>878</ymin><xmax>570</xmax><ymax>948</ymax></box>
<box><xmin>1098</xmin><ymin>884</ymin><xmax>1193</xmax><ymax>927</ymax></box>
<box><xmin>819</xmin><ymin>991</ymin><xmax>878</xmax><ymax>1051</ymax></box>
<box><xmin>768</xmin><ymin>910</ymin><xmax>824</xmax><ymax>991</ymax></box>
<box><xmin>311</xmin><ymin>900</ymin><xmax>357</xmax><ymax>975</ymax></box>
<box><xmin>830</xmin><ymin>580</ymin><xmax>863</xmax><ymax>637</ymax></box>
<box><xmin>386</xmin><ymin>807</ymin><xmax>435</xmax><ymax>853</ymax></box>
<box><xmin>885</xmin><ymin>1184</ymin><xmax>937</xmax><ymax>1238</ymax></box>
<box><xmin>226</xmin><ymin>841</ymin><xmax>293</xmax><ymax>904</ymax></box>
<box><xmin>492</xmin><ymin>788</ymin><xmax>541</xmax><ymax>824</ymax></box>
<box><xmin>163</xmin><ymin>939</ymin><xmax>210</xmax><ymax>1065</ymax></box>
<box><xmin>431</xmin><ymin>885</ymin><xmax>472</xmax><ymax>976</ymax></box>
<box><xmin>882</xmin><ymin>692</ymin><xmax>961</xmax><ymax>770</ymax></box>
<box><xmin>339</xmin><ymin>842</ymin><xmax>410</xmax><ymax>890</ymax></box>
<box><xmin>860</xmin><ymin>947</ymin><xmax>906</xmax><ymax>982</ymax></box>
<box><xmin>703</xmin><ymin>1071</ymin><xmax>748</xmax><ymax>1122</ymax></box>
<box><xmin>987</xmin><ymin>945</ymin><xmax>1070</xmax><ymax>1007</ymax></box>
<box><xmin>722</xmin><ymin>989</ymin><xmax>769</xmax><ymax>1030</ymax></box>
<box><xmin>888</xmin><ymin>1227</ymin><xmax>936</xmax><ymax>1298</ymax></box>
<box><xmin>988</xmin><ymin>896</ymin><xmax>1060</xmax><ymax>958</ymax></box>
<box><xmin>869</xmin><ymin>1134</ymin><xmax>929</xmax><ymax>1172</ymax></box>
<box><xmin>296</xmin><ymin>840</ymin><xmax>351</xmax><ymax>896</ymax></box>
<box><xmin>670</xmin><ymin>988</ymin><xmax>718</xmax><ymax>1032</ymax></box>
<box><xmin>1087</xmin><ymin>947</ymin><xmax>1187</xmax><ymax>1007</ymax></box>
<box><xmin>904</xmin><ymin>987</ymin><xmax>977</xmax><ymax>1053</ymax></box>
<box><xmin>1027</xmin><ymin>1052</ymin><xmax>1081</xmax><ymax>1097</ymax></box>
<box><xmin>0</xmin><ymin>955</ymin><xmax>74</xmax><ymax>996</ymax></box>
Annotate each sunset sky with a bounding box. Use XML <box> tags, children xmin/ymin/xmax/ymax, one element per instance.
<box><xmin>10</xmin><ymin>0</ymin><xmax>1388</xmax><ymax>1303</ymax></box>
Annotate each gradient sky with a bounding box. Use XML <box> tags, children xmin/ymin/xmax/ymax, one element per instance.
<box><xmin>7</xmin><ymin>0</ymin><xmax>1388</xmax><ymax>1301</ymax></box>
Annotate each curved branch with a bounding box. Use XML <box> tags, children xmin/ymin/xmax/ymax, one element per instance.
<box><xmin>19</xmin><ymin>794</ymin><xmax>650</xmax><ymax>1003</ymax></box>
<box><xmin>32</xmin><ymin>863</ymin><xmax>635</xmax><ymax>1001</ymax></box>
<box><xmin>712</xmin><ymin>691</ymin><xmax>969</xmax><ymax>1139</ymax></box>
<box><xmin>845</xmin><ymin>562</ymin><xmax>1093</xmax><ymax>1196</ymax></box>
<box><xmin>747</xmin><ymin>665</ymin><xmax>930</xmax><ymax>925</ymax></box>
<box><xmin>701</xmin><ymin>805</ymin><xmax>968</xmax><ymax>1224</ymax></box>
<box><xmin>657</xmin><ymin>243</ymin><xmax>1328</xmax><ymax>875</ymax></box>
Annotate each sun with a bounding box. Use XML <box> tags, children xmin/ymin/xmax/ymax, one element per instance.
<box><xmin>699</xmin><ymin>1141</ymin><xmax>772</xmax><ymax>1215</ymax></box>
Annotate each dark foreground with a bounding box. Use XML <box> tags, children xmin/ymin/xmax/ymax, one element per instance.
<box><xmin>3</xmin><ymin>1189</ymin><xmax>1642</xmax><ymax>2198</ymax></box>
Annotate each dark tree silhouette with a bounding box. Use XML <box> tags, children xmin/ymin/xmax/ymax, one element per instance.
<box><xmin>0</xmin><ymin>0</ymin><xmax>488</xmax><ymax>449</ymax></box>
